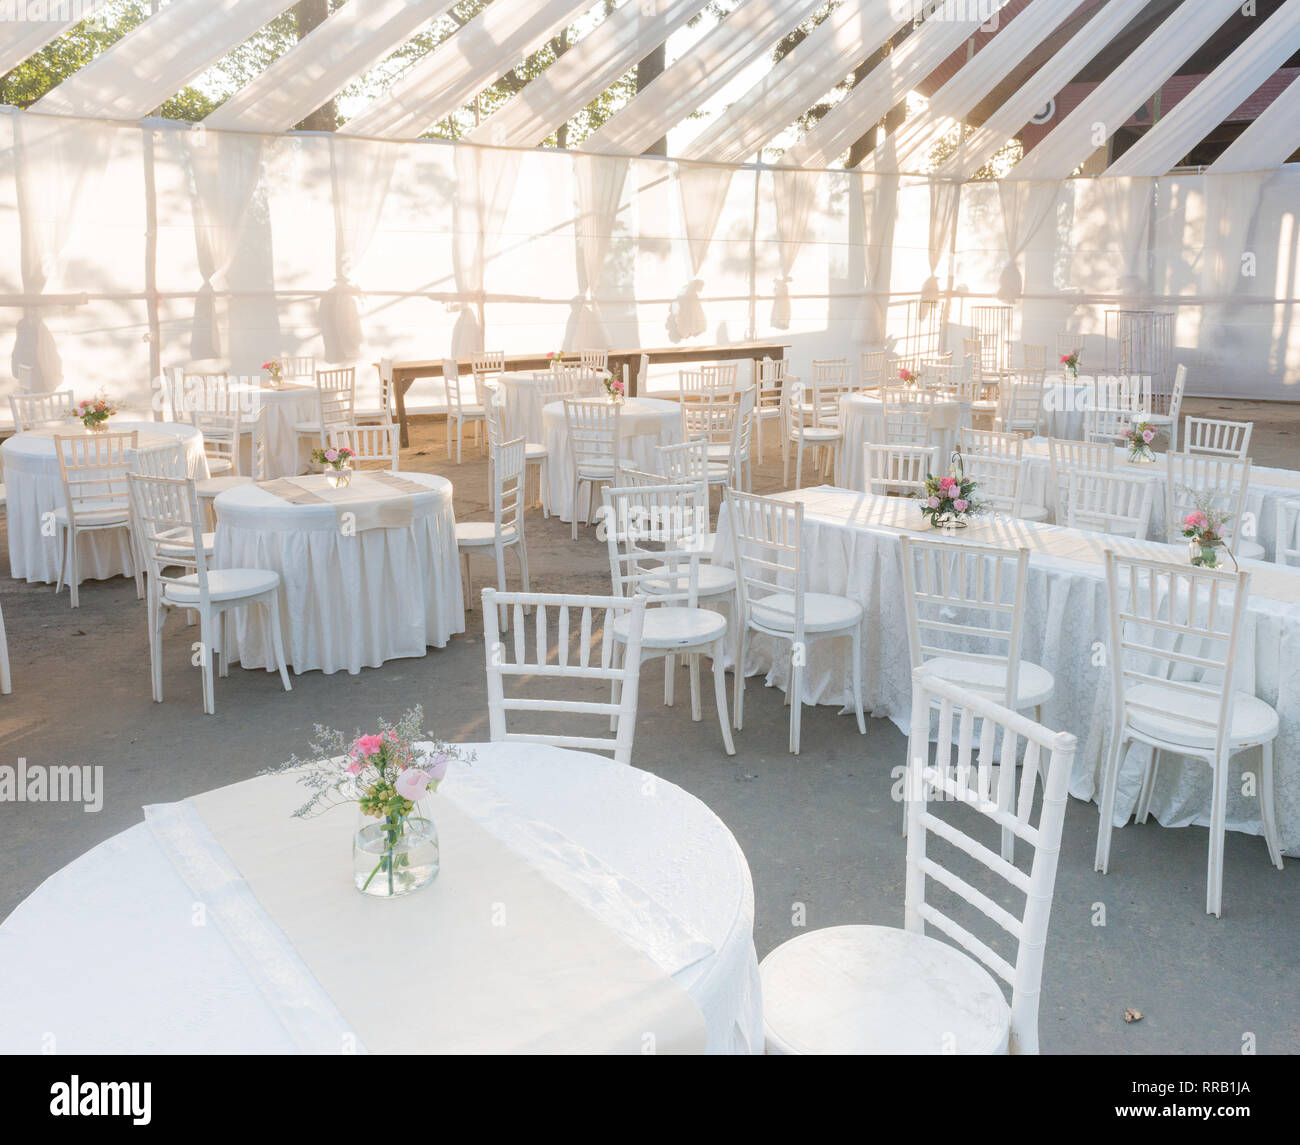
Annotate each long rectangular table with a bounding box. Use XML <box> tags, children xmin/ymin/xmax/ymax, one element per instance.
<box><xmin>385</xmin><ymin>340</ymin><xmax>791</xmax><ymax>445</ymax></box>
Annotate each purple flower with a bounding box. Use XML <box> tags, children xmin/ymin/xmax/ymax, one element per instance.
<box><xmin>927</xmin><ymin>496</ymin><xmax>941</xmax><ymax>509</ymax></box>
<box><xmin>953</xmin><ymin>498</ymin><xmax>968</xmax><ymax>512</ymax></box>
<box><xmin>324</xmin><ymin>448</ymin><xmax>339</xmax><ymax>463</ymax></box>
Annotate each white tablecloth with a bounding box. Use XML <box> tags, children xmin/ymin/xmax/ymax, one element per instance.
<box><xmin>714</xmin><ymin>487</ymin><xmax>1300</xmax><ymax>857</ymax></box>
<box><xmin>0</xmin><ymin>420</ymin><xmax>207</xmax><ymax>584</ymax></box>
<box><xmin>542</xmin><ymin>397</ymin><xmax>684</xmax><ymax>522</ymax></box>
<box><xmin>1039</xmin><ymin>378</ymin><xmax>1092</xmax><ymax>439</ymax></box>
<box><xmin>496</xmin><ymin>371</ymin><xmax>551</xmax><ymax>443</ymax></box>
<box><xmin>213</xmin><ymin>471</ymin><xmax>464</xmax><ymax>675</ymax></box>
<box><xmin>0</xmin><ymin>743</ymin><xmax>762</xmax><ymax>1054</ymax></box>
<box><xmin>227</xmin><ymin>381</ymin><xmax>319</xmax><ymax>477</ymax></box>
<box><xmin>838</xmin><ymin>393</ymin><xmax>970</xmax><ymax>490</ymax></box>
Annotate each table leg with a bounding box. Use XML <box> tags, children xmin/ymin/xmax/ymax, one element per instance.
<box><xmin>395</xmin><ymin>374</ymin><xmax>412</xmax><ymax>447</ymax></box>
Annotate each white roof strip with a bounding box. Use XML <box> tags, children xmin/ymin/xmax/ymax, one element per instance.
<box><xmin>680</xmin><ymin>0</ymin><xmax>909</xmax><ymax>165</ymax></box>
<box><xmin>30</xmin><ymin>0</ymin><xmax>300</xmax><ymax>121</ymax></box>
<box><xmin>933</xmin><ymin>0</ymin><xmax>1150</xmax><ymax>181</ymax></box>
<box><xmin>578</xmin><ymin>0</ymin><xmax>826</xmax><ymax>157</ymax></box>
<box><xmin>779</xmin><ymin>1</ymin><xmax>1004</xmax><ymax>170</ymax></box>
<box><xmin>1009</xmin><ymin>0</ymin><xmax>1245</xmax><ymax>180</ymax></box>
<box><xmin>860</xmin><ymin>0</ymin><xmax>1089</xmax><ymax>175</ymax></box>
<box><xmin>1106</xmin><ymin>3</ymin><xmax>1300</xmax><ymax>177</ymax></box>
<box><xmin>1209</xmin><ymin>73</ymin><xmax>1300</xmax><ymax>173</ymax></box>
<box><xmin>340</xmin><ymin>0</ymin><xmax>596</xmax><ymax>139</ymax></box>
<box><xmin>467</xmin><ymin>0</ymin><xmax>708</xmax><ymax>149</ymax></box>
<box><xmin>204</xmin><ymin>0</ymin><xmax>457</xmax><ymax>134</ymax></box>
<box><xmin>0</xmin><ymin>0</ymin><xmax>111</xmax><ymax>76</ymax></box>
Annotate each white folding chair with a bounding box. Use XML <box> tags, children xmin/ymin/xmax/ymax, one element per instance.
<box><xmin>1164</xmin><ymin>453</ymin><xmax>1262</xmax><ymax>560</ymax></box>
<box><xmin>563</xmin><ymin>398</ymin><xmax>621</xmax><ymax>540</ymax></box>
<box><xmin>601</xmin><ymin>483</ymin><xmax>735</xmax><ymax>755</ymax></box>
<box><xmin>327</xmin><ymin>423</ymin><xmax>400</xmax><ymax>470</ymax></box>
<box><xmin>1095</xmin><ymin>552</ymin><xmax>1282</xmax><ymax>917</ymax></box>
<box><xmin>481</xmin><ymin>589</ymin><xmax>646</xmax><ymax>765</ymax></box>
<box><xmin>127</xmin><ymin>472</ymin><xmax>291</xmax><ymax>715</ymax></box>
<box><xmin>1275</xmin><ymin>499</ymin><xmax>1300</xmax><ymax>567</ymax></box>
<box><xmin>753</xmin><ymin>356</ymin><xmax>787</xmax><ymax>462</ymax></box>
<box><xmin>760</xmin><ymin>666</ymin><xmax>1076</xmax><ymax>1055</ymax></box>
<box><xmin>1183</xmin><ymin>416</ymin><xmax>1252</xmax><ymax>459</ymax></box>
<box><xmin>726</xmin><ymin>489</ymin><xmax>865</xmax><ymax>754</ymax></box>
<box><xmin>9</xmin><ymin>389</ymin><xmax>74</xmax><ymax>430</ymax></box>
<box><xmin>440</xmin><ymin>358</ymin><xmax>486</xmax><ymax>463</ymax></box>
<box><xmin>1065</xmin><ymin>469</ymin><xmax>1155</xmax><ymax>539</ymax></box>
<box><xmin>457</xmin><ymin>437</ymin><xmax>530</xmax><ymax>628</ymax></box>
<box><xmin>1048</xmin><ymin>436</ymin><xmax>1113</xmax><ymax>523</ymax></box>
<box><xmin>293</xmin><ymin>366</ymin><xmax>355</xmax><ymax>452</ymax></box>
<box><xmin>54</xmin><ymin>431</ymin><xmax>141</xmax><ymax>608</ymax></box>
<box><xmin>863</xmin><ymin>444</ymin><xmax>938</xmax><ymax>497</ymax></box>
<box><xmin>962</xmin><ymin>453</ymin><xmax>1047</xmax><ymax>522</ymax></box>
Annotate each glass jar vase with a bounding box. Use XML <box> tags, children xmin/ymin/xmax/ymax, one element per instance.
<box><xmin>353</xmin><ymin>800</ymin><xmax>439</xmax><ymax>898</ymax></box>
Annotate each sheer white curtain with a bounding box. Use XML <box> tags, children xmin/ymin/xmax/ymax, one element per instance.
<box><xmin>320</xmin><ymin>135</ymin><xmax>396</xmax><ymax>364</ymax></box>
<box><xmin>770</xmin><ymin>169</ymin><xmax>818</xmax><ymax>330</ymax></box>
<box><xmin>1097</xmin><ymin>176</ymin><xmax>1155</xmax><ymax>299</ymax></box>
<box><xmin>921</xmin><ymin>178</ymin><xmax>960</xmax><ymax>304</ymax></box>
<box><xmin>668</xmin><ymin>164</ymin><xmax>732</xmax><ymax>341</ymax></box>
<box><xmin>853</xmin><ymin>162</ymin><xmax>900</xmax><ymax>345</ymax></box>
<box><xmin>571</xmin><ymin>152</ymin><xmax>629</xmax><ymax>348</ymax></box>
<box><xmin>996</xmin><ymin>179</ymin><xmax>1060</xmax><ymax>302</ymax></box>
<box><xmin>451</xmin><ymin>145</ymin><xmax>520</xmax><ymax>356</ymax></box>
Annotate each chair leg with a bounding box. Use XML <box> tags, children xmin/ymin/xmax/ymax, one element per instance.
<box><xmin>711</xmin><ymin>638</ymin><xmax>735</xmax><ymax>755</ymax></box>
<box><xmin>789</xmin><ymin>652</ymin><xmax>803</xmax><ymax>755</ymax></box>
<box><xmin>494</xmin><ymin>544</ymin><xmax>509</xmax><ymax>632</ymax></box>
<box><xmin>571</xmin><ymin>478</ymin><xmax>580</xmax><ymax>541</ymax></box>
<box><xmin>0</xmin><ymin>604</ymin><xmax>9</xmax><ymax>696</ymax></box>
<box><xmin>68</xmin><ymin>528</ymin><xmax>80</xmax><ymax>609</ymax></box>
<box><xmin>265</xmin><ymin>592</ymin><xmax>293</xmax><ymax>693</ymax></box>
<box><xmin>55</xmin><ymin>524</ymin><xmax>67</xmax><ymax>596</ymax></box>
<box><xmin>446</xmin><ymin>414</ymin><xmax>454</xmax><ymax>460</ymax></box>
<box><xmin>850</xmin><ymin>626</ymin><xmax>866</xmax><ymax>734</ymax></box>
<box><xmin>689</xmin><ymin>653</ymin><xmax>702</xmax><ymax>722</ymax></box>
<box><xmin>1207</xmin><ymin>746</ymin><xmax>1231</xmax><ymax>917</ymax></box>
<box><xmin>148</xmin><ymin>591</ymin><xmax>165</xmax><ymax>703</ymax></box>
<box><xmin>1259</xmin><ymin>741</ymin><xmax>1284</xmax><ymax>870</ymax></box>
<box><xmin>216</xmin><ymin>610</ymin><xmax>229</xmax><ymax>677</ymax></box>
<box><xmin>664</xmin><ymin>653</ymin><xmax>675</xmax><ymax>707</ymax></box>
<box><xmin>733</xmin><ymin>626</ymin><xmax>747</xmax><ymax>731</ymax></box>
<box><xmin>198</xmin><ymin>610</ymin><xmax>216</xmax><ymax>715</ymax></box>
<box><xmin>1094</xmin><ymin>720</ymin><xmax>1128</xmax><ymax>873</ymax></box>
<box><xmin>609</xmin><ymin>642</ymin><xmax>624</xmax><ymax>732</ymax></box>
<box><xmin>456</xmin><ymin>416</ymin><xmax>464</xmax><ymax>465</ymax></box>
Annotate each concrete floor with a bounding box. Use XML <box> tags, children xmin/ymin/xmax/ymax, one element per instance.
<box><xmin>1</xmin><ymin>396</ymin><xmax>1297</xmax><ymax>1054</ymax></box>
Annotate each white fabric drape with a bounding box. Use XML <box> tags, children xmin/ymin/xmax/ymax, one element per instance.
<box><xmin>320</xmin><ymin>136</ymin><xmax>396</xmax><ymax>364</ymax></box>
<box><xmin>1210</xmin><ymin>76</ymin><xmax>1300</xmax><ymax>174</ymax></box>
<box><xmin>921</xmin><ymin>179</ymin><xmax>960</xmax><ymax>305</ymax></box>
<box><xmin>668</xmin><ymin>164</ymin><xmax>732</xmax><ymax>341</ymax></box>
<box><xmin>451</xmin><ymin>145</ymin><xmax>520</xmax><ymax>356</ymax></box>
<box><xmin>571</xmin><ymin>152</ymin><xmax>629</xmax><ymax>348</ymax></box>
<box><xmin>0</xmin><ymin>1</ymin><xmax>111</xmax><ymax>75</ymax></box>
<box><xmin>770</xmin><ymin>169</ymin><xmax>818</xmax><ymax>330</ymax></box>
<box><xmin>996</xmin><ymin>179</ymin><xmax>1060</xmax><ymax>302</ymax></box>
<box><xmin>853</xmin><ymin>155</ymin><xmax>900</xmax><ymax>344</ymax></box>
<box><xmin>1094</xmin><ymin>176</ymin><xmax>1155</xmax><ymax>299</ymax></box>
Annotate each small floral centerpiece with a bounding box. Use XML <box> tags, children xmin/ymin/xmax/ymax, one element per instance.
<box><xmin>262</xmin><ymin>359</ymin><xmax>284</xmax><ymax>389</ymax></box>
<box><xmin>1181</xmin><ymin>496</ymin><xmax>1234</xmax><ymax>569</ymax></box>
<box><xmin>546</xmin><ymin>350</ymin><xmax>565</xmax><ymax>371</ymax></box>
<box><xmin>267</xmin><ymin>706</ymin><xmax>473</xmax><ymax>899</ymax></box>
<box><xmin>916</xmin><ymin>466</ymin><xmax>981</xmax><ymax>529</ymax></box>
<box><xmin>1060</xmin><ymin>349</ymin><xmax>1081</xmax><ymax>380</ymax></box>
<box><xmin>898</xmin><ymin>367</ymin><xmax>920</xmax><ymax>388</ymax></box>
<box><xmin>73</xmin><ymin>394</ymin><xmax>116</xmax><ymax>431</ymax></box>
<box><xmin>1124</xmin><ymin>420</ymin><xmax>1160</xmax><ymax>463</ymax></box>
<box><xmin>603</xmin><ymin>374</ymin><xmax>626</xmax><ymax>404</ymax></box>
<box><xmin>311</xmin><ymin>444</ymin><xmax>355</xmax><ymax>488</ymax></box>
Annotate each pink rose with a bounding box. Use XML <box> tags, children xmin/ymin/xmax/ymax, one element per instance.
<box><xmin>939</xmin><ymin>476</ymin><xmax>956</xmax><ymax>488</ymax></box>
<box><xmin>394</xmin><ymin>768</ymin><xmax>431</xmax><ymax>801</ymax></box>
<box><xmin>1142</xmin><ymin>428</ymin><xmax>1155</xmax><ymax>443</ymax></box>
<box><xmin>324</xmin><ymin>448</ymin><xmax>339</xmax><ymax>462</ymax></box>
<box><xmin>927</xmin><ymin>496</ymin><xmax>940</xmax><ymax>509</ymax></box>
<box><xmin>941</xmin><ymin>485</ymin><xmax>954</xmax><ymax>498</ymax></box>
<box><xmin>954</xmin><ymin>498</ymin><xmax>968</xmax><ymax>512</ymax></box>
<box><xmin>1185</xmin><ymin>511</ymin><xmax>1208</xmax><ymax>529</ymax></box>
<box><xmin>351</xmin><ymin>733</ymin><xmax>385</xmax><ymax>758</ymax></box>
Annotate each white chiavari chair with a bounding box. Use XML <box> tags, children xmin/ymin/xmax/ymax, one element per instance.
<box><xmin>958</xmin><ymin>426</ymin><xmax>1023</xmax><ymax>461</ymax></box>
<box><xmin>189</xmin><ymin>377</ymin><xmax>243</xmax><ymax>478</ymax></box>
<box><xmin>1055</xmin><ymin>333</ymin><xmax>1082</xmax><ymax>365</ymax></box>
<box><xmin>580</xmin><ymin>348</ymin><xmax>608</xmax><ymax>372</ymax></box>
<box><xmin>564</xmin><ymin>398</ymin><xmax>622</xmax><ymax>540</ymax></box>
<box><xmin>279</xmin><ymin>354</ymin><xmax>315</xmax><ymax>382</ymax></box>
<box><xmin>127</xmin><ymin>472</ymin><xmax>291</xmax><ymax>715</ymax></box>
<box><xmin>760</xmin><ymin>666</ymin><xmax>1076</xmax><ymax>1055</ymax></box>
<box><xmin>441</xmin><ymin>358</ymin><xmax>486</xmax><ymax>464</ymax></box>
<box><xmin>656</xmin><ymin>438</ymin><xmax>717</xmax><ymax>557</ymax></box>
<box><xmin>600</xmin><ymin>483</ymin><xmax>735</xmax><ymax>755</ymax></box>
<box><xmin>1065</xmin><ymin>469</ymin><xmax>1155</xmax><ymax>538</ymax></box>
<box><xmin>962</xmin><ymin>453</ymin><xmax>1047</xmax><ymax>522</ymax></box>
<box><xmin>678</xmin><ymin>367</ymin><xmax>726</xmax><ymax>403</ymax></box>
<box><xmin>701</xmin><ymin>362</ymin><xmax>739</xmax><ymax>393</ymax></box>
<box><xmin>327</xmin><ymin>423</ymin><xmax>400</xmax><ymax>471</ymax></box>
<box><xmin>130</xmin><ymin>440</ymin><xmax>214</xmax><ymax>567</ymax></box>
<box><xmin>53</xmin><ymin>431</ymin><xmax>141</xmax><ymax>608</ymax></box>
<box><xmin>293</xmin><ymin>365</ymin><xmax>356</xmax><ymax>452</ymax></box>
<box><xmin>1183</xmin><ymin>416</ymin><xmax>1252</xmax><ymax>459</ymax></box>
<box><xmin>1275</xmin><ymin>499</ymin><xmax>1300</xmax><ymax>567</ymax></box>
<box><xmin>9</xmin><ymin>389</ymin><xmax>75</xmax><ymax>430</ymax></box>
<box><xmin>863</xmin><ymin>444</ymin><xmax>937</xmax><ymax>497</ymax></box>
<box><xmin>1019</xmin><ymin>343</ymin><xmax>1046</xmax><ymax>369</ymax></box>
<box><xmin>1095</xmin><ymin>552</ymin><xmax>1281</xmax><ymax>917</ymax></box>
<box><xmin>354</xmin><ymin>358</ymin><xmax>395</xmax><ymax>425</ymax></box>
<box><xmin>811</xmin><ymin>359</ymin><xmax>849</xmax><ymax>389</ymax></box>
<box><xmin>1164</xmin><ymin>453</ymin><xmax>1262</xmax><ymax>560</ymax></box>
<box><xmin>481</xmin><ymin>589</ymin><xmax>646</xmax><ymax>765</ymax></box>
<box><xmin>1048</xmin><ymin>436</ymin><xmax>1113</xmax><ymax>522</ymax></box>
<box><xmin>785</xmin><ymin>377</ymin><xmax>844</xmax><ymax>488</ymax></box>
<box><xmin>471</xmin><ymin>350</ymin><xmax>505</xmax><ymax>381</ymax></box>
<box><xmin>194</xmin><ymin>406</ymin><xmax>267</xmax><ymax>528</ymax></box>
<box><xmin>483</xmin><ymin>383</ymin><xmax>550</xmax><ymax>516</ymax></box>
<box><xmin>457</xmin><ymin>437</ymin><xmax>530</xmax><ymax>629</ymax></box>
<box><xmin>1140</xmin><ymin>363</ymin><xmax>1185</xmax><ymax>451</ymax></box>
<box><xmin>561</xmin><ymin>362</ymin><xmax>604</xmax><ymax>398</ymax></box>
<box><xmin>753</xmin><ymin>356</ymin><xmax>787</xmax><ymax>462</ymax></box>
<box><xmin>997</xmin><ymin>369</ymin><xmax>1045</xmax><ymax>436</ymax></box>
<box><xmin>920</xmin><ymin>362</ymin><xmax>959</xmax><ymax>395</ymax></box>
<box><xmin>881</xmin><ymin>386</ymin><xmax>937</xmax><ymax>449</ymax></box>
<box><xmin>1084</xmin><ymin>375</ymin><xmax>1140</xmax><ymax>444</ymax></box>
<box><xmin>859</xmin><ymin>349</ymin><xmax>887</xmax><ymax>390</ymax></box>
<box><xmin>726</xmin><ymin>489</ymin><xmax>865</xmax><ymax>754</ymax></box>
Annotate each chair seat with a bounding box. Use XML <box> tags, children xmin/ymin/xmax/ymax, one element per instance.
<box><xmin>52</xmin><ymin>503</ymin><xmax>129</xmax><ymax>528</ymax></box>
<box><xmin>157</xmin><ymin>529</ymin><xmax>216</xmax><ymax>558</ymax></box>
<box><xmin>923</xmin><ymin>656</ymin><xmax>1055</xmax><ymax>710</ymax></box>
<box><xmin>684</xmin><ymin>532</ymin><xmax>717</xmax><ymax>558</ymax></box>
<box><xmin>970</xmin><ymin>401</ymin><xmax>998</xmax><ymax>413</ymax></box>
<box><xmin>575</xmin><ymin>462</ymin><xmax>617</xmax><ymax>480</ymax></box>
<box><xmin>1017</xmin><ymin>502</ymin><xmax>1049</xmax><ymax>523</ymax></box>
<box><xmin>524</xmin><ymin>442</ymin><xmax>548</xmax><ymax>460</ymax></box>
<box><xmin>195</xmin><ymin>475</ymin><xmax>253</xmax><ymax>499</ymax></box>
<box><xmin>292</xmin><ymin>421</ymin><xmax>324</xmax><ymax>435</ymax></box>
<box><xmin>750</xmin><ymin>591</ymin><xmax>863</xmax><ymax>635</ymax></box>
<box><xmin>205</xmin><ymin>456</ymin><xmax>234</xmax><ymax>476</ymax></box>
<box><xmin>1141</xmin><ymin>412</ymin><xmax>1173</xmax><ymax>424</ymax></box>
<box><xmin>455</xmin><ymin>521</ymin><xmax>517</xmax><ymax>548</ymax></box>
<box><xmin>162</xmin><ymin>568</ymin><xmax>280</xmax><ymax>605</ymax></box>
<box><xmin>452</xmin><ymin>405</ymin><xmax>486</xmax><ymax>419</ymax></box>
<box><xmin>760</xmin><ymin>924</ymin><xmax>1010</xmax><ymax>1055</ymax></box>
<box><xmin>797</xmin><ymin>427</ymin><xmax>841</xmax><ymax>442</ymax></box>
<box><xmin>613</xmin><ymin>606</ymin><xmax>726</xmax><ymax>649</ymax></box>
<box><xmin>1125</xmin><ymin>683</ymin><xmax>1279</xmax><ymax>750</ymax></box>
<box><xmin>1233</xmin><ymin>538</ymin><xmax>1265</xmax><ymax>562</ymax></box>
<box><xmin>642</xmin><ymin>563</ymin><xmax>736</xmax><ymax>597</ymax></box>
<box><xmin>706</xmin><ymin>443</ymin><xmax>731</xmax><ymax>461</ymax></box>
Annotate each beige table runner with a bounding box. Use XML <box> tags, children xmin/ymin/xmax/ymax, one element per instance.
<box><xmin>257</xmin><ymin>472</ymin><xmax>429</xmax><ymax>531</ymax></box>
<box><xmin>25</xmin><ymin>424</ymin><xmax>177</xmax><ymax>450</ymax></box>
<box><xmin>176</xmin><ymin>772</ymin><xmax>706</xmax><ymax>1053</ymax></box>
<box><xmin>784</xmin><ymin>487</ymin><xmax>1300</xmax><ymax>606</ymax></box>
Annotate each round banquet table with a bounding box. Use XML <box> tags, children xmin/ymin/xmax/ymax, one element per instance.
<box><xmin>0</xmin><ymin>420</ymin><xmax>207</xmax><ymax>584</ymax></box>
<box><xmin>1039</xmin><ymin>376</ymin><xmax>1092</xmax><ymax>440</ymax></box>
<box><xmin>213</xmin><ymin>470</ymin><xmax>464</xmax><ymax>675</ymax></box>
<box><xmin>837</xmin><ymin>393</ymin><xmax>970</xmax><ymax>491</ymax></box>
<box><xmin>0</xmin><ymin>743</ymin><xmax>762</xmax><ymax>1054</ymax></box>
<box><xmin>542</xmin><ymin>396</ymin><xmax>684</xmax><ymax>522</ymax></box>
<box><xmin>495</xmin><ymin>371</ymin><xmax>557</xmax><ymax>444</ymax></box>
<box><xmin>227</xmin><ymin>381</ymin><xmax>319</xmax><ymax>478</ymax></box>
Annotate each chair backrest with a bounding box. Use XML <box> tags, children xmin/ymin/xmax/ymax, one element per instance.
<box><xmin>905</xmin><ymin>666</ymin><xmax>1077</xmax><ymax>1055</ymax></box>
<box><xmin>962</xmin><ymin>453</ymin><xmax>1025</xmax><ymax>516</ymax></box>
<box><xmin>999</xmin><ymin>369</ymin><xmax>1045</xmax><ymax>434</ymax></box>
<box><xmin>860</xmin><ymin>349</ymin><xmax>887</xmax><ymax>387</ymax></box>
<box><xmin>472</xmin><ymin>350</ymin><xmax>505</xmax><ymax>379</ymax></box>
<box><xmin>1065</xmin><ymin>469</ymin><xmax>1155</xmax><ymax>538</ymax></box>
<box><xmin>130</xmin><ymin>439</ymin><xmax>188</xmax><ymax>479</ymax></box>
<box><xmin>481</xmin><ymin>588</ymin><xmax>646</xmax><ymax>764</ymax></box>
<box><xmin>1104</xmin><ymin>551</ymin><xmax>1246</xmax><ymax>758</ymax></box>
<box><xmin>328</xmin><ymin>423</ymin><xmax>400</xmax><ymax>471</ymax></box>
<box><xmin>755</xmin><ymin>357</ymin><xmax>787</xmax><ymax>412</ymax></box>
<box><xmin>280</xmin><ymin>354</ymin><xmax>315</xmax><ymax>381</ymax></box>
<box><xmin>316</xmin><ymin>367</ymin><xmax>356</xmax><ymax>438</ymax></box>
<box><xmin>656</xmin><ymin>437</ymin><xmax>710</xmax><ymax>483</ymax></box>
<box><xmin>188</xmin><ymin>378</ymin><xmax>245</xmax><ymax>475</ymax></box>
<box><xmin>1164</xmin><ymin>453</ymin><xmax>1251</xmax><ymax>548</ymax></box>
<box><xmin>1048</xmin><ymin>436</ymin><xmax>1113</xmax><ymax>521</ymax></box>
<box><xmin>442</xmin><ymin>359</ymin><xmax>480</xmax><ymax>415</ymax></box>
<box><xmin>55</xmin><ymin>431</ymin><xmax>139</xmax><ymax>526</ymax></box>
<box><xmin>882</xmin><ymin>386</ymin><xmax>937</xmax><ymax>447</ymax></box>
<box><xmin>863</xmin><ymin>444</ymin><xmax>937</xmax><ymax>497</ymax></box>
<box><xmin>958</xmin><ymin>426</ymin><xmax>1022</xmax><ymax>461</ymax></box>
<box><xmin>1183</xmin><ymin>416</ymin><xmax>1252</xmax><ymax>459</ymax></box>
<box><xmin>563</xmin><ymin>398</ymin><xmax>621</xmax><ymax>480</ymax></box>
<box><xmin>1055</xmin><ymin>333</ymin><xmax>1081</xmax><ymax>364</ymax></box>
<box><xmin>923</xmin><ymin>363</ymin><xmax>963</xmax><ymax>394</ymax></box>
<box><xmin>489</xmin><ymin>436</ymin><xmax>526</xmax><ymax>539</ymax></box>
<box><xmin>601</xmin><ymin>483</ymin><xmax>709</xmax><ymax>607</ymax></box>
<box><xmin>1275</xmin><ymin>499</ymin><xmax>1300</xmax><ymax>567</ymax></box>
<box><xmin>1021</xmin><ymin>343</ymin><xmax>1046</xmax><ymax>368</ymax></box>
<box><xmin>678</xmin><ymin>367</ymin><xmax>726</xmax><ymax>402</ymax></box>
<box><xmin>10</xmin><ymin>389</ymin><xmax>75</xmax><ymax>430</ymax></box>
<box><xmin>725</xmin><ymin>488</ymin><xmax>805</xmax><ymax>641</ymax></box>
<box><xmin>127</xmin><ymin>472</ymin><xmax>209</xmax><ymax>603</ymax></box>
<box><xmin>962</xmin><ymin>336</ymin><xmax>983</xmax><ymax>369</ymax></box>
<box><xmin>701</xmin><ymin>362</ymin><xmax>739</xmax><ymax>391</ymax></box>
<box><xmin>899</xmin><ymin>535</ymin><xmax>1030</xmax><ymax>708</ymax></box>
<box><xmin>681</xmin><ymin>391</ymin><xmax>739</xmax><ymax>445</ymax></box>
<box><xmin>811</xmin><ymin>359</ymin><xmax>849</xmax><ymax>387</ymax></box>
<box><xmin>560</xmin><ymin>362</ymin><xmax>604</xmax><ymax>397</ymax></box>
<box><xmin>377</xmin><ymin>358</ymin><xmax>395</xmax><ymax>423</ymax></box>
<box><xmin>1166</xmin><ymin>363</ymin><xmax>1187</xmax><ymax>422</ymax></box>
<box><xmin>579</xmin><ymin>349</ymin><xmax>608</xmax><ymax>371</ymax></box>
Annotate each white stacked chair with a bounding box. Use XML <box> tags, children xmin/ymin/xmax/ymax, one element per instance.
<box><xmin>1064</xmin><ymin>469</ymin><xmax>1156</xmax><ymax>538</ymax></box>
<box><xmin>483</xmin><ymin>383</ymin><xmax>549</xmax><ymax>516</ymax></box>
<box><xmin>997</xmin><ymin>369</ymin><xmax>1045</xmax><ymax>436</ymax></box>
<box><xmin>9</xmin><ymin>389</ymin><xmax>75</xmax><ymax>430</ymax></box>
<box><xmin>1048</xmin><ymin>436</ymin><xmax>1114</xmax><ymax>523</ymax></box>
<box><xmin>753</xmin><ymin>356</ymin><xmax>787</xmax><ymax>461</ymax></box>
<box><xmin>759</xmin><ymin>666</ymin><xmax>1076</xmax><ymax>1054</ymax></box>
<box><xmin>293</xmin><ymin>366</ymin><xmax>355</xmax><ymax>452</ymax></box>
<box><xmin>784</xmin><ymin>376</ymin><xmax>844</xmax><ymax>488</ymax></box>
<box><xmin>1275</xmin><ymin>499</ymin><xmax>1300</xmax><ymax>567</ymax></box>
<box><xmin>601</xmin><ymin>483</ymin><xmax>735</xmax><ymax>755</ymax></box>
<box><xmin>440</xmin><ymin>358</ymin><xmax>486</xmax><ymax>464</ymax></box>
<box><xmin>1183</xmin><ymin>416</ymin><xmax>1252</xmax><ymax>459</ymax></box>
<box><xmin>726</xmin><ymin>489</ymin><xmax>865</xmax><ymax>754</ymax></box>
<box><xmin>863</xmin><ymin>444</ymin><xmax>938</xmax><ymax>498</ymax></box>
<box><xmin>481</xmin><ymin>589</ymin><xmax>646</xmax><ymax>766</ymax></box>
<box><xmin>327</xmin><ymin>423</ymin><xmax>401</xmax><ymax>470</ymax></box>
<box><xmin>1164</xmin><ymin>453</ymin><xmax>1262</xmax><ymax>560</ymax></box>
<box><xmin>127</xmin><ymin>472</ymin><xmax>291</xmax><ymax>715</ymax></box>
<box><xmin>456</xmin><ymin>437</ymin><xmax>530</xmax><ymax>628</ymax></box>
<box><xmin>563</xmin><ymin>398</ymin><xmax>622</xmax><ymax>540</ymax></box>
<box><xmin>53</xmin><ymin>431</ymin><xmax>141</xmax><ymax>608</ymax></box>
<box><xmin>1095</xmin><ymin>552</ymin><xmax>1282</xmax><ymax>917</ymax></box>
<box><xmin>1139</xmin><ymin>362</ymin><xmax>1186</xmax><ymax>451</ymax></box>
<box><xmin>960</xmin><ymin>453</ymin><xmax>1047</xmax><ymax>522</ymax></box>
